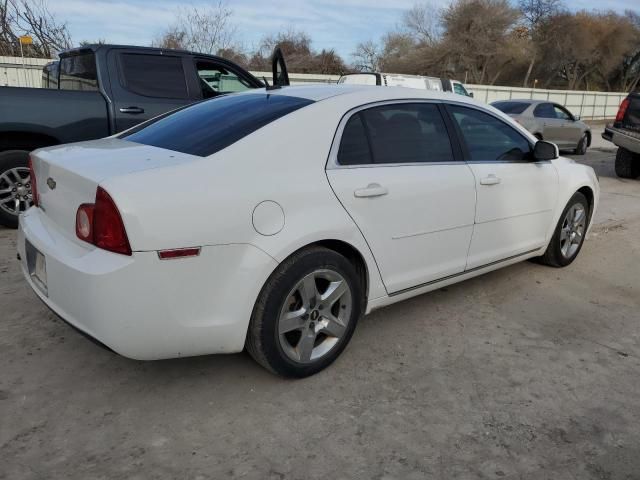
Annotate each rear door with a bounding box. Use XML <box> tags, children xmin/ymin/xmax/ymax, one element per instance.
<box><xmin>446</xmin><ymin>104</ymin><xmax>558</xmax><ymax>269</ymax></box>
<box><xmin>327</xmin><ymin>102</ymin><xmax>476</xmax><ymax>294</ymax></box>
<box><xmin>107</xmin><ymin>49</ymin><xmax>195</xmax><ymax>132</ymax></box>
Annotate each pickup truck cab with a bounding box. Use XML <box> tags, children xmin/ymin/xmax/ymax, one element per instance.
<box><xmin>337</xmin><ymin>72</ymin><xmax>473</xmax><ymax>97</ymax></box>
<box><xmin>602</xmin><ymin>92</ymin><xmax>640</xmax><ymax>179</ymax></box>
<box><xmin>0</xmin><ymin>44</ymin><xmax>265</xmax><ymax>227</ymax></box>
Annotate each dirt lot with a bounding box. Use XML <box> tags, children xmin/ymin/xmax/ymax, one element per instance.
<box><xmin>1</xmin><ymin>138</ymin><xmax>639</xmax><ymax>479</ymax></box>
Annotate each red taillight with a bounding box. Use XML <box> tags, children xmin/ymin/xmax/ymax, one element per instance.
<box><xmin>616</xmin><ymin>97</ymin><xmax>630</xmax><ymax>123</ymax></box>
<box><xmin>75</xmin><ymin>187</ymin><xmax>131</xmax><ymax>256</ymax></box>
<box><xmin>28</xmin><ymin>156</ymin><xmax>39</xmax><ymax>207</ymax></box>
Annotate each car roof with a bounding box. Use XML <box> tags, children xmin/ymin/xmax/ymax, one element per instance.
<box><xmin>246</xmin><ymin>84</ymin><xmax>477</xmax><ymax>105</ymax></box>
<box><xmin>492</xmin><ymin>99</ymin><xmax>550</xmax><ymax>105</ymax></box>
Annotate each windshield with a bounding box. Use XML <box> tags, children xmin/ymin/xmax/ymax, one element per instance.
<box><xmin>121</xmin><ymin>93</ymin><xmax>314</xmax><ymax>157</ymax></box>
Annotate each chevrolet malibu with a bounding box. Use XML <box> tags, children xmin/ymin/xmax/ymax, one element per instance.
<box><xmin>18</xmin><ymin>85</ymin><xmax>599</xmax><ymax>377</ymax></box>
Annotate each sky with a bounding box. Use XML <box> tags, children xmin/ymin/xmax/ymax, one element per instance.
<box><xmin>50</xmin><ymin>0</ymin><xmax>639</xmax><ymax>60</ymax></box>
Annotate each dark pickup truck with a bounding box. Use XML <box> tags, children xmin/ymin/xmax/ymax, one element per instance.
<box><xmin>602</xmin><ymin>92</ymin><xmax>640</xmax><ymax>179</ymax></box>
<box><xmin>0</xmin><ymin>43</ymin><xmax>267</xmax><ymax>227</ymax></box>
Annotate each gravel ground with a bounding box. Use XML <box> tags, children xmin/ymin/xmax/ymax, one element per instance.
<box><xmin>1</xmin><ymin>140</ymin><xmax>639</xmax><ymax>480</ymax></box>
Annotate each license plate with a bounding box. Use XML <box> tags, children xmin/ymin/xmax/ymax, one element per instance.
<box><xmin>25</xmin><ymin>240</ymin><xmax>47</xmax><ymax>296</ymax></box>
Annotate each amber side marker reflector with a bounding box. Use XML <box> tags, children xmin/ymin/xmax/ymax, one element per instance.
<box><xmin>158</xmin><ymin>247</ymin><xmax>201</xmax><ymax>260</ymax></box>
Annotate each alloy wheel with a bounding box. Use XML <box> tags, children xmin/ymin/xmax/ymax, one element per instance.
<box><xmin>278</xmin><ymin>269</ymin><xmax>352</xmax><ymax>364</ymax></box>
<box><xmin>0</xmin><ymin>167</ymin><xmax>32</xmax><ymax>216</ymax></box>
<box><xmin>560</xmin><ymin>203</ymin><xmax>586</xmax><ymax>258</ymax></box>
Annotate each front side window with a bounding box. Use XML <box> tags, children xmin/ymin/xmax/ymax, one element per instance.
<box><xmin>453</xmin><ymin>83</ymin><xmax>469</xmax><ymax>96</ymax></box>
<box><xmin>59</xmin><ymin>53</ymin><xmax>98</xmax><ymax>91</ymax></box>
<box><xmin>122</xmin><ymin>93</ymin><xmax>314</xmax><ymax>157</ymax></box>
<box><xmin>553</xmin><ymin>105</ymin><xmax>572</xmax><ymax>120</ymax></box>
<box><xmin>119</xmin><ymin>54</ymin><xmax>188</xmax><ymax>99</ymax></box>
<box><xmin>337</xmin><ymin>103</ymin><xmax>454</xmax><ymax>165</ymax></box>
<box><xmin>449</xmin><ymin>105</ymin><xmax>532</xmax><ymax>162</ymax></box>
<box><xmin>533</xmin><ymin>103</ymin><xmax>556</xmax><ymax>119</ymax></box>
<box><xmin>196</xmin><ymin>60</ymin><xmax>253</xmax><ymax>98</ymax></box>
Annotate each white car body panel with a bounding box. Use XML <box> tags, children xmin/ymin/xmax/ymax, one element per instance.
<box><xmin>19</xmin><ymin>85</ymin><xmax>599</xmax><ymax>360</ymax></box>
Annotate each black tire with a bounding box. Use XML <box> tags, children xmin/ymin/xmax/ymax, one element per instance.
<box><xmin>538</xmin><ymin>192</ymin><xmax>589</xmax><ymax>268</ymax></box>
<box><xmin>574</xmin><ymin>133</ymin><xmax>588</xmax><ymax>155</ymax></box>
<box><xmin>0</xmin><ymin>150</ymin><xmax>31</xmax><ymax>229</ymax></box>
<box><xmin>246</xmin><ymin>246</ymin><xmax>365</xmax><ymax>378</ymax></box>
<box><xmin>615</xmin><ymin>148</ymin><xmax>640</xmax><ymax>179</ymax></box>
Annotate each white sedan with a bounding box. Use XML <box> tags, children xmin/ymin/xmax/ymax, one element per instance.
<box><xmin>18</xmin><ymin>85</ymin><xmax>599</xmax><ymax>377</ymax></box>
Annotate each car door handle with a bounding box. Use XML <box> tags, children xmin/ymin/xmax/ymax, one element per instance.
<box><xmin>119</xmin><ymin>106</ymin><xmax>145</xmax><ymax>114</ymax></box>
<box><xmin>354</xmin><ymin>183</ymin><xmax>388</xmax><ymax>198</ymax></box>
<box><xmin>480</xmin><ymin>174</ymin><xmax>501</xmax><ymax>186</ymax></box>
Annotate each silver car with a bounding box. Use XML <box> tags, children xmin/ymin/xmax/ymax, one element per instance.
<box><xmin>491</xmin><ymin>100</ymin><xmax>591</xmax><ymax>155</ymax></box>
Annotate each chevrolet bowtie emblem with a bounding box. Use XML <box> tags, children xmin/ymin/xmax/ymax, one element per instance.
<box><xmin>46</xmin><ymin>177</ymin><xmax>56</xmax><ymax>190</ymax></box>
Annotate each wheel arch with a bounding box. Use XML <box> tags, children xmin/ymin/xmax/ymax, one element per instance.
<box><xmin>0</xmin><ymin>131</ymin><xmax>60</xmax><ymax>153</ymax></box>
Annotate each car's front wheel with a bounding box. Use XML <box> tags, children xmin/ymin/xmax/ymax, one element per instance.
<box><xmin>574</xmin><ymin>133</ymin><xmax>588</xmax><ymax>155</ymax></box>
<box><xmin>246</xmin><ymin>246</ymin><xmax>364</xmax><ymax>377</ymax></box>
<box><xmin>538</xmin><ymin>192</ymin><xmax>589</xmax><ymax>267</ymax></box>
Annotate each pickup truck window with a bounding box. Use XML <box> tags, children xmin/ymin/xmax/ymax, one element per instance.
<box><xmin>122</xmin><ymin>93</ymin><xmax>314</xmax><ymax>157</ymax></box>
<box><xmin>119</xmin><ymin>54</ymin><xmax>189</xmax><ymax>99</ymax></box>
<box><xmin>196</xmin><ymin>60</ymin><xmax>252</xmax><ymax>98</ymax></box>
<box><xmin>59</xmin><ymin>53</ymin><xmax>98</xmax><ymax>91</ymax></box>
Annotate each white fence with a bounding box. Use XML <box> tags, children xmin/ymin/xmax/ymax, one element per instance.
<box><xmin>1</xmin><ymin>56</ymin><xmax>50</xmax><ymax>88</ymax></box>
<box><xmin>0</xmin><ymin>57</ymin><xmax>625</xmax><ymax>120</ymax></box>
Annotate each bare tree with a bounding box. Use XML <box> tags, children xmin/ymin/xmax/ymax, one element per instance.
<box><xmin>0</xmin><ymin>0</ymin><xmax>72</xmax><ymax>58</ymax></box>
<box><xmin>156</xmin><ymin>1</ymin><xmax>237</xmax><ymax>55</ymax></box>
<box><xmin>518</xmin><ymin>0</ymin><xmax>564</xmax><ymax>87</ymax></box>
<box><xmin>402</xmin><ymin>2</ymin><xmax>442</xmax><ymax>45</ymax></box>
<box><xmin>351</xmin><ymin>40</ymin><xmax>382</xmax><ymax>71</ymax></box>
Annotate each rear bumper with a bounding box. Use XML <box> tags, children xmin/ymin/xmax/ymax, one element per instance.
<box><xmin>602</xmin><ymin>126</ymin><xmax>640</xmax><ymax>154</ymax></box>
<box><xmin>18</xmin><ymin>208</ymin><xmax>278</xmax><ymax>360</ymax></box>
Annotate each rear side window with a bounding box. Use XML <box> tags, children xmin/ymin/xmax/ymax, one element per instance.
<box><xmin>449</xmin><ymin>105</ymin><xmax>532</xmax><ymax>162</ymax></box>
<box><xmin>533</xmin><ymin>103</ymin><xmax>556</xmax><ymax>119</ymax></box>
<box><xmin>338</xmin><ymin>103</ymin><xmax>454</xmax><ymax>165</ymax></box>
<box><xmin>59</xmin><ymin>53</ymin><xmax>98</xmax><ymax>91</ymax></box>
<box><xmin>122</xmin><ymin>94</ymin><xmax>314</xmax><ymax>157</ymax></box>
<box><xmin>119</xmin><ymin>54</ymin><xmax>188</xmax><ymax>99</ymax></box>
<box><xmin>493</xmin><ymin>101</ymin><xmax>529</xmax><ymax>114</ymax></box>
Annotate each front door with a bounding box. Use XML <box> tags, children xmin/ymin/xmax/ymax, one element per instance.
<box><xmin>327</xmin><ymin>102</ymin><xmax>477</xmax><ymax>294</ymax></box>
<box><xmin>447</xmin><ymin>104</ymin><xmax>559</xmax><ymax>269</ymax></box>
<box><xmin>553</xmin><ymin>104</ymin><xmax>582</xmax><ymax>147</ymax></box>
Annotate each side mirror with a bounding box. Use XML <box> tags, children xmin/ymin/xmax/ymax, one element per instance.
<box><xmin>573</xmin><ymin>115</ymin><xmax>580</xmax><ymax>121</ymax></box>
<box><xmin>533</xmin><ymin>140</ymin><xmax>559</xmax><ymax>161</ymax></box>
<box><xmin>469</xmin><ymin>92</ymin><xmax>474</xmax><ymax>98</ymax></box>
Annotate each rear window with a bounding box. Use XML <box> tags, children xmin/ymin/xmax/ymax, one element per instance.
<box><xmin>122</xmin><ymin>94</ymin><xmax>314</xmax><ymax>157</ymax></box>
<box><xmin>492</xmin><ymin>101</ymin><xmax>529</xmax><ymax>114</ymax></box>
<box><xmin>59</xmin><ymin>53</ymin><xmax>98</xmax><ymax>91</ymax></box>
<box><xmin>119</xmin><ymin>54</ymin><xmax>188</xmax><ymax>99</ymax></box>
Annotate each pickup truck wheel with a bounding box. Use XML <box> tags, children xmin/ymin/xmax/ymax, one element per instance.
<box><xmin>0</xmin><ymin>150</ymin><xmax>32</xmax><ymax>229</ymax></box>
<box><xmin>615</xmin><ymin>148</ymin><xmax>640</xmax><ymax>179</ymax></box>
<box><xmin>574</xmin><ymin>134</ymin><xmax>588</xmax><ymax>155</ymax></box>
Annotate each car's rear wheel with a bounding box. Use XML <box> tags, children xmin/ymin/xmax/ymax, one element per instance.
<box><xmin>0</xmin><ymin>150</ymin><xmax>33</xmax><ymax>229</ymax></box>
<box><xmin>538</xmin><ymin>192</ymin><xmax>589</xmax><ymax>267</ymax></box>
<box><xmin>246</xmin><ymin>246</ymin><xmax>364</xmax><ymax>377</ymax></box>
<box><xmin>615</xmin><ymin>148</ymin><xmax>640</xmax><ymax>179</ymax></box>
<box><xmin>574</xmin><ymin>133</ymin><xmax>588</xmax><ymax>155</ymax></box>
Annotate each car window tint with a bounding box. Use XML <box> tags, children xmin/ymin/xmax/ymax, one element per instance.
<box><xmin>59</xmin><ymin>53</ymin><xmax>98</xmax><ymax>91</ymax></box>
<box><xmin>533</xmin><ymin>103</ymin><xmax>556</xmax><ymax>119</ymax></box>
<box><xmin>337</xmin><ymin>113</ymin><xmax>373</xmax><ymax>165</ymax></box>
<box><xmin>357</xmin><ymin>103</ymin><xmax>454</xmax><ymax>164</ymax></box>
<box><xmin>122</xmin><ymin>93</ymin><xmax>314</xmax><ymax>157</ymax></box>
<box><xmin>553</xmin><ymin>105</ymin><xmax>571</xmax><ymax>120</ymax></box>
<box><xmin>196</xmin><ymin>60</ymin><xmax>253</xmax><ymax>98</ymax></box>
<box><xmin>119</xmin><ymin>54</ymin><xmax>188</xmax><ymax>99</ymax></box>
<box><xmin>453</xmin><ymin>83</ymin><xmax>469</xmax><ymax>96</ymax></box>
<box><xmin>449</xmin><ymin>105</ymin><xmax>532</xmax><ymax>162</ymax></box>
<box><xmin>492</xmin><ymin>101</ymin><xmax>529</xmax><ymax>114</ymax></box>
